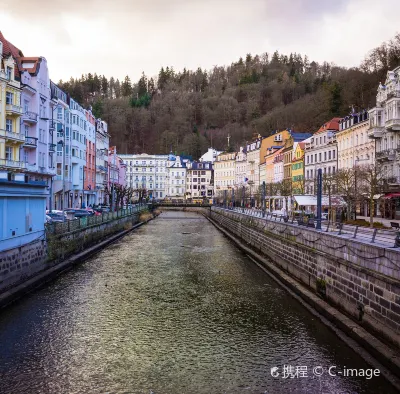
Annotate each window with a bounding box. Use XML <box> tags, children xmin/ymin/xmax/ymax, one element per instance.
<box><xmin>6</xmin><ymin>92</ymin><xmax>13</xmax><ymax>105</ymax></box>
<box><xmin>324</xmin><ymin>152</ymin><xmax>327</xmax><ymax>161</ymax></box>
<box><xmin>333</xmin><ymin>150</ymin><xmax>336</xmax><ymax>159</ymax></box>
<box><xmin>6</xmin><ymin>119</ymin><xmax>12</xmax><ymax>132</ymax></box>
<box><xmin>5</xmin><ymin>146</ymin><xmax>12</xmax><ymax>160</ymax></box>
<box><xmin>328</xmin><ymin>151</ymin><xmax>331</xmax><ymax>160</ymax></box>
<box><xmin>6</xmin><ymin>66</ymin><xmax>12</xmax><ymax>80</ymax></box>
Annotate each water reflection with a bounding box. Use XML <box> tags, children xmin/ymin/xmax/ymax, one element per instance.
<box><xmin>0</xmin><ymin>211</ymin><xmax>396</xmax><ymax>393</ymax></box>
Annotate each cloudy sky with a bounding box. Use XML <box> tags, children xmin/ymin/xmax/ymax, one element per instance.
<box><xmin>0</xmin><ymin>0</ymin><xmax>399</xmax><ymax>83</ymax></box>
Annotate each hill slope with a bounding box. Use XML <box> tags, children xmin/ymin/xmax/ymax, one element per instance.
<box><xmin>58</xmin><ymin>34</ymin><xmax>400</xmax><ymax>158</ymax></box>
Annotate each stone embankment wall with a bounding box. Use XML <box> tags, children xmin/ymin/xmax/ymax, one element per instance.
<box><xmin>209</xmin><ymin>208</ymin><xmax>400</xmax><ymax>349</ymax></box>
<box><xmin>0</xmin><ymin>211</ymin><xmax>147</xmax><ymax>295</ymax></box>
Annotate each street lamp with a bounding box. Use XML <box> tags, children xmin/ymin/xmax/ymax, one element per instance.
<box><xmin>354</xmin><ymin>157</ymin><xmax>368</xmax><ymax>220</ymax></box>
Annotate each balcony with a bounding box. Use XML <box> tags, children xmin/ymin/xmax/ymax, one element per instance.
<box><xmin>25</xmin><ymin>163</ymin><xmax>37</xmax><ymax>172</ymax></box>
<box><xmin>22</xmin><ymin>111</ymin><xmax>38</xmax><ymax>123</ymax></box>
<box><xmin>5</xmin><ymin>103</ymin><xmax>23</xmax><ymax>116</ymax></box>
<box><xmin>96</xmin><ymin>165</ymin><xmax>107</xmax><ymax>173</ymax></box>
<box><xmin>48</xmin><ymin>143</ymin><xmax>56</xmax><ymax>152</ymax></box>
<box><xmin>376</xmin><ymin>149</ymin><xmax>396</xmax><ymax>161</ymax></box>
<box><xmin>24</xmin><ymin>136</ymin><xmax>38</xmax><ymax>148</ymax></box>
<box><xmin>0</xmin><ymin>159</ymin><xmax>26</xmax><ymax>170</ymax></box>
<box><xmin>386</xmin><ymin>176</ymin><xmax>400</xmax><ymax>185</ymax></box>
<box><xmin>0</xmin><ymin>129</ymin><xmax>26</xmax><ymax>143</ymax></box>
<box><xmin>385</xmin><ymin>117</ymin><xmax>400</xmax><ymax>131</ymax></box>
<box><xmin>367</xmin><ymin>126</ymin><xmax>384</xmax><ymax>138</ymax></box>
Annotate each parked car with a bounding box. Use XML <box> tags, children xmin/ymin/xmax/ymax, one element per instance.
<box><xmin>64</xmin><ymin>208</ymin><xmax>91</xmax><ymax>218</ymax></box>
<box><xmin>86</xmin><ymin>208</ymin><xmax>101</xmax><ymax>216</ymax></box>
<box><xmin>46</xmin><ymin>212</ymin><xmax>65</xmax><ymax>222</ymax></box>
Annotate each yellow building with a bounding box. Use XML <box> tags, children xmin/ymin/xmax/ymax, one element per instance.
<box><xmin>292</xmin><ymin>142</ymin><xmax>306</xmax><ymax>194</ymax></box>
<box><xmin>0</xmin><ymin>32</ymin><xmax>24</xmax><ymax>180</ymax></box>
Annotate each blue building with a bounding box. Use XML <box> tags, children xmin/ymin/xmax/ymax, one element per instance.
<box><xmin>0</xmin><ymin>179</ymin><xmax>48</xmax><ymax>251</ymax></box>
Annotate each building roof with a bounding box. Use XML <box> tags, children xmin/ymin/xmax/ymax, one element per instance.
<box><xmin>18</xmin><ymin>57</ymin><xmax>42</xmax><ymax>76</ymax></box>
<box><xmin>0</xmin><ymin>30</ymin><xmax>23</xmax><ymax>78</ymax></box>
<box><xmin>315</xmin><ymin>118</ymin><xmax>341</xmax><ymax>134</ymax></box>
<box><xmin>291</xmin><ymin>132</ymin><xmax>313</xmax><ymax>142</ymax></box>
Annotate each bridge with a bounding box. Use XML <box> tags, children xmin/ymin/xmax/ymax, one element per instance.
<box><xmin>151</xmin><ymin>202</ymin><xmax>212</xmax><ymax>208</ymax></box>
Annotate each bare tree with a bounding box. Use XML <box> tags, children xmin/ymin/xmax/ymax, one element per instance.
<box><xmin>335</xmin><ymin>168</ymin><xmax>356</xmax><ymax>221</ymax></box>
<box><xmin>357</xmin><ymin>164</ymin><xmax>388</xmax><ymax>227</ymax></box>
<box><xmin>277</xmin><ymin>179</ymin><xmax>292</xmax><ymax>214</ymax></box>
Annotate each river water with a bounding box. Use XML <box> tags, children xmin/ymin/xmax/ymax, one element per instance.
<box><xmin>0</xmin><ymin>211</ymin><xmax>396</xmax><ymax>394</ymax></box>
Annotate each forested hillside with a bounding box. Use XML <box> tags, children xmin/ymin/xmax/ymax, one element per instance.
<box><xmin>58</xmin><ymin>34</ymin><xmax>400</xmax><ymax>159</ymax></box>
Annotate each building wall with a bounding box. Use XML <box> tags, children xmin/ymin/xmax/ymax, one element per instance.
<box><xmin>0</xmin><ymin>46</ymin><xmax>24</xmax><ymax>180</ymax></box>
<box><xmin>166</xmin><ymin>154</ymin><xmax>187</xmax><ymax>199</ymax></box>
<box><xmin>186</xmin><ymin>161</ymin><xmax>213</xmax><ymax>199</ymax></box>
<box><xmin>84</xmin><ymin>109</ymin><xmax>96</xmax><ymax>207</ymax></box>
<box><xmin>337</xmin><ymin>115</ymin><xmax>374</xmax><ymax>170</ymax></box>
<box><xmin>214</xmin><ymin>152</ymin><xmax>236</xmax><ymax>195</ymax></box>
<box><xmin>95</xmin><ymin>120</ymin><xmax>109</xmax><ymax>205</ymax></box>
<box><xmin>120</xmin><ymin>154</ymin><xmax>168</xmax><ymax>200</ymax></box>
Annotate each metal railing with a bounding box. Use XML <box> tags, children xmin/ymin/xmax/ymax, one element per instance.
<box><xmin>48</xmin><ymin>143</ymin><xmax>56</xmax><ymax>152</ymax></box>
<box><xmin>46</xmin><ymin>204</ymin><xmax>149</xmax><ymax>235</ymax></box>
<box><xmin>216</xmin><ymin>206</ymin><xmax>400</xmax><ymax>248</ymax></box>
<box><xmin>24</xmin><ymin>136</ymin><xmax>38</xmax><ymax>146</ymax></box>
<box><xmin>22</xmin><ymin>111</ymin><xmax>38</xmax><ymax>122</ymax></box>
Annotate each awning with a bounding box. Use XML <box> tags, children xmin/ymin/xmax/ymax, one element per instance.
<box><xmin>293</xmin><ymin>195</ymin><xmax>347</xmax><ymax>207</ymax></box>
<box><xmin>383</xmin><ymin>193</ymin><xmax>400</xmax><ymax>199</ymax></box>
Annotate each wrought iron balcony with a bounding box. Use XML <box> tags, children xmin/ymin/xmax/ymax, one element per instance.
<box><xmin>0</xmin><ymin>159</ymin><xmax>26</xmax><ymax>169</ymax></box>
<box><xmin>5</xmin><ymin>103</ymin><xmax>23</xmax><ymax>116</ymax></box>
<box><xmin>367</xmin><ymin>126</ymin><xmax>384</xmax><ymax>138</ymax></box>
<box><xmin>386</xmin><ymin>176</ymin><xmax>400</xmax><ymax>185</ymax></box>
<box><xmin>0</xmin><ymin>129</ymin><xmax>26</xmax><ymax>143</ymax></box>
<box><xmin>48</xmin><ymin>143</ymin><xmax>56</xmax><ymax>152</ymax></box>
<box><xmin>376</xmin><ymin>149</ymin><xmax>396</xmax><ymax>161</ymax></box>
<box><xmin>24</xmin><ymin>136</ymin><xmax>38</xmax><ymax>147</ymax></box>
<box><xmin>22</xmin><ymin>111</ymin><xmax>38</xmax><ymax>123</ymax></box>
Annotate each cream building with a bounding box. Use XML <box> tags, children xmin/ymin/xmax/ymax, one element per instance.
<box><xmin>214</xmin><ymin>152</ymin><xmax>236</xmax><ymax>197</ymax></box>
<box><xmin>337</xmin><ymin>111</ymin><xmax>374</xmax><ymax>170</ymax></box>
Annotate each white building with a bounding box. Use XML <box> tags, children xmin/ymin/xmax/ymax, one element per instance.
<box><xmin>51</xmin><ymin>81</ymin><xmax>72</xmax><ymax>210</ymax></box>
<box><xmin>166</xmin><ymin>153</ymin><xmax>187</xmax><ymax>200</ymax></box>
<box><xmin>119</xmin><ymin>153</ymin><xmax>169</xmax><ymax>200</ymax></box>
<box><xmin>95</xmin><ymin>119</ymin><xmax>109</xmax><ymax>205</ymax></box>
<box><xmin>368</xmin><ymin>66</ymin><xmax>400</xmax><ymax>188</ymax></box>
<box><xmin>304</xmin><ymin>118</ymin><xmax>340</xmax><ymax>194</ymax></box>
<box><xmin>199</xmin><ymin>147</ymin><xmax>222</xmax><ymax>163</ymax></box>
<box><xmin>235</xmin><ymin>146</ymin><xmax>247</xmax><ymax>187</ymax></box>
<box><xmin>186</xmin><ymin>161</ymin><xmax>213</xmax><ymax>200</ymax></box>
<box><xmin>245</xmin><ymin>136</ymin><xmax>263</xmax><ymax>194</ymax></box>
<box><xmin>69</xmin><ymin>98</ymin><xmax>86</xmax><ymax>208</ymax></box>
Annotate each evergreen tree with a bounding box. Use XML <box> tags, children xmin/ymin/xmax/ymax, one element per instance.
<box><xmin>121</xmin><ymin>75</ymin><xmax>133</xmax><ymax>97</ymax></box>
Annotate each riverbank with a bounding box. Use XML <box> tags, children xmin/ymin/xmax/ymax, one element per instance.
<box><xmin>205</xmin><ymin>213</ymin><xmax>400</xmax><ymax>389</ymax></box>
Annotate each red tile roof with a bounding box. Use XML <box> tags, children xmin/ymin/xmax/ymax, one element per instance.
<box><xmin>315</xmin><ymin>117</ymin><xmax>341</xmax><ymax>134</ymax></box>
<box><xmin>18</xmin><ymin>57</ymin><xmax>42</xmax><ymax>76</ymax></box>
<box><xmin>0</xmin><ymin>30</ymin><xmax>24</xmax><ymax>79</ymax></box>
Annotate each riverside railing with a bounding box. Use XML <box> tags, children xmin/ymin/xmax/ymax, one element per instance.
<box><xmin>216</xmin><ymin>206</ymin><xmax>400</xmax><ymax>248</ymax></box>
<box><xmin>46</xmin><ymin>204</ymin><xmax>148</xmax><ymax>235</ymax></box>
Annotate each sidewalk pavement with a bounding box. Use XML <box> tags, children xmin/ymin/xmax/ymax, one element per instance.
<box><xmin>356</xmin><ymin>216</ymin><xmax>400</xmax><ymax>228</ymax></box>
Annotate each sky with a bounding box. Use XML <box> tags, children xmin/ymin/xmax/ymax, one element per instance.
<box><xmin>0</xmin><ymin>0</ymin><xmax>399</xmax><ymax>83</ymax></box>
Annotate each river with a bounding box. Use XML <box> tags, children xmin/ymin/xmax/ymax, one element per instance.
<box><xmin>0</xmin><ymin>211</ymin><xmax>396</xmax><ymax>393</ymax></box>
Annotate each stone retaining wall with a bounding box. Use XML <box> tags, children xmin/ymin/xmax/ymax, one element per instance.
<box><xmin>210</xmin><ymin>208</ymin><xmax>400</xmax><ymax>349</ymax></box>
<box><xmin>0</xmin><ymin>211</ymin><xmax>145</xmax><ymax>294</ymax></box>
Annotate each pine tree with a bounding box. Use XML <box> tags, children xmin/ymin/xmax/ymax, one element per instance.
<box><xmin>121</xmin><ymin>75</ymin><xmax>132</xmax><ymax>97</ymax></box>
<box><xmin>101</xmin><ymin>75</ymin><xmax>109</xmax><ymax>97</ymax></box>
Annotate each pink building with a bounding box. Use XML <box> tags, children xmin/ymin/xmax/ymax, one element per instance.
<box><xmin>18</xmin><ymin>57</ymin><xmax>56</xmax><ymax>208</ymax></box>
<box><xmin>84</xmin><ymin>109</ymin><xmax>96</xmax><ymax>207</ymax></box>
<box><xmin>107</xmin><ymin>146</ymin><xmax>127</xmax><ymax>208</ymax></box>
